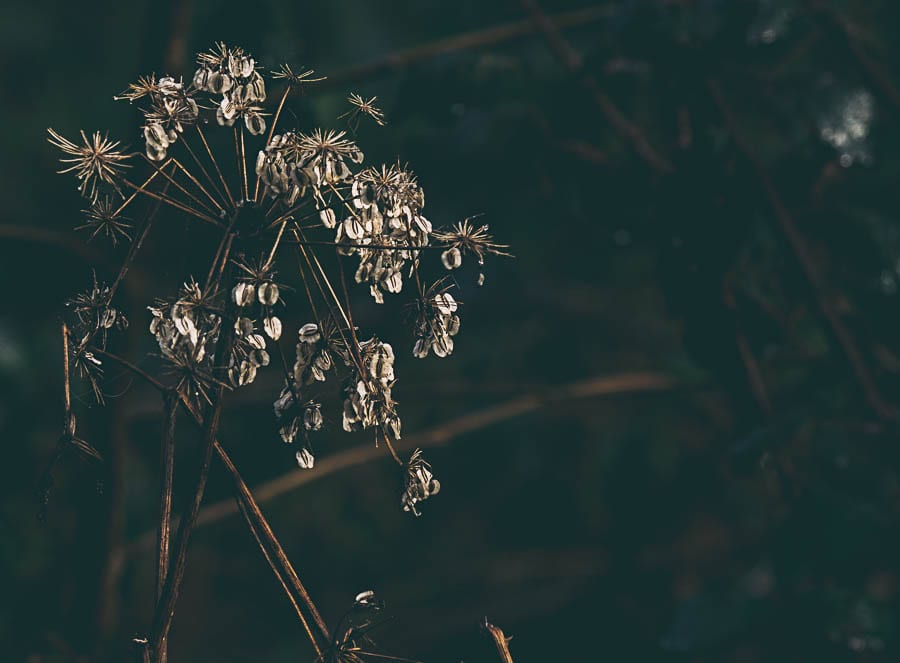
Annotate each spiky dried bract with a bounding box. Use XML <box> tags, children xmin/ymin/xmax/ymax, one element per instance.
<box><xmin>47</xmin><ymin>128</ymin><xmax>131</xmax><ymax>201</ymax></box>
<box><xmin>340</xmin><ymin>93</ymin><xmax>387</xmax><ymax>128</ymax></box>
<box><xmin>77</xmin><ymin>197</ymin><xmax>132</xmax><ymax>244</ymax></box>
<box><xmin>65</xmin><ymin>276</ymin><xmax>128</xmax><ymax>403</ymax></box>
<box><xmin>271</xmin><ymin>63</ymin><xmax>326</xmax><ymax>88</ymax></box>
<box><xmin>433</xmin><ymin>216</ymin><xmax>511</xmax><ymax>285</ymax></box>
<box><xmin>317</xmin><ymin>591</ymin><xmax>421</xmax><ymax>663</ymax></box>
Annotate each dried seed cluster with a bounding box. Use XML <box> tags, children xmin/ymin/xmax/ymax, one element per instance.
<box><xmin>48</xmin><ymin>41</ymin><xmax>510</xmax><ymax>517</ymax></box>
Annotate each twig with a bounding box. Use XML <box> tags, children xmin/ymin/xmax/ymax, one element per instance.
<box><xmin>518</xmin><ymin>0</ymin><xmax>673</xmax><ymax>175</ymax></box>
<box><xmin>481</xmin><ymin>619</ymin><xmax>515</xmax><ymax>663</ymax></box>
<box><xmin>324</xmin><ymin>5</ymin><xmax>618</xmax><ymax>87</ymax></box>
<box><xmin>188</xmin><ymin>371</ymin><xmax>675</xmax><ymax>528</ymax></box>
<box><xmin>709</xmin><ymin>79</ymin><xmax>894</xmax><ymax>421</ymax></box>
<box><xmin>724</xmin><ymin>286</ymin><xmax>773</xmax><ymax>417</ymax></box>
<box><xmin>156</xmin><ymin>391</ymin><xmax>178</xmax><ymax>602</ymax></box>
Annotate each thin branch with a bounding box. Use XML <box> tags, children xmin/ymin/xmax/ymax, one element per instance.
<box><xmin>156</xmin><ymin>392</ymin><xmax>178</xmax><ymax>602</ymax></box>
<box><xmin>149</xmin><ymin>296</ymin><xmax>237</xmax><ymax>660</ymax></box>
<box><xmin>325</xmin><ymin>5</ymin><xmax>618</xmax><ymax>87</ymax></box>
<box><xmin>481</xmin><ymin>619</ymin><xmax>515</xmax><ymax>663</ymax></box>
<box><xmin>188</xmin><ymin>371</ymin><xmax>675</xmax><ymax>528</ymax></box>
<box><xmin>708</xmin><ymin>79</ymin><xmax>894</xmax><ymax>420</ymax></box>
<box><xmin>518</xmin><ymin>0</ymin><xmax>673</xmax><ymax>175</ymax></box>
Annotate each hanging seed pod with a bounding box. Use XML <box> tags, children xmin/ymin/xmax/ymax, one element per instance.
<box><xmin>441</xmin><ymin>247</ymin><xmax>462</xmax><ymax>270</ymax></box>
<box><xmin>295</xmin><ymin>447</ymin><xmax>315</xmax><ymax>469</ymax></box>
<box><xmin>263</xmin><ymin>316</ymin><xmax>282</xmax><ymax>340</ymax></box>
<box><xmin>232</xmin><ymin>282</ymin><xmax>256</xmax><ymax>307</ymax></box>
<box><xmin>258</xmin><ymin>282</ymin><xmax>279</xmax><ymax>306</ymax></box>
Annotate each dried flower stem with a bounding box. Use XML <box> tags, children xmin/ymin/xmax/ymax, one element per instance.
<box><xmin>171</xmin><ymin>157</ymin><xmax>226</xmax><ymax>215</ymax></box>
<box><xmin>481</xmin><ymin>619</ymin><xmax>515</xmax><ymax>663</ymax></box>
<box><xmin>154</xmin><ymin>391</ymin><xmax>178</xmax><ymax>663</ymax></box>
<box><xmin>156</xmin><ymin>391</ymin><xmax>178</xmax><ymax>601</ymax></box>
<box><xmin>254</xmin><ymin>85</ymin><xmax>291</xmax><ymax>203</ymax></box>
<box><xmin>140</xmin><ymin>154</ymin><xmax>218</xmax><ymax>218</ymax></box>
<box><xmin>232</xmin><ymin>491</ymin><xmax>323</xmax><ymax>655</ymax></box>
<box><xmin>121</xmin><ymin>176</ymin><xmax>220</xmax><ymax>226</ymax></box>
<box><xmin>61</xmin><ymin>322</ymin><xmax>72</xmax><ymax>415</ymax></box>
<box><xmin>186</xmin><ymin>371</ymin><xmax>676</xmax><ymax>527</ymax></box>
<box><xmin>149</xmin><ymin>294</ymin><xmax>237</xmax><ymax>661</ymax></box>
<box><xmin>92</xmin><ymin>347</ymin><xmax>329</xmax><ymax>651</ymax></box>
<box><xmin>196</xmin><ymin>125</ymin><xmax>235</xmax><ymax>208</ymax></box>
<box><xmin>180</xmin><ymin>136</ymin><xmax>229</xmax><ymax>210</ymax></box>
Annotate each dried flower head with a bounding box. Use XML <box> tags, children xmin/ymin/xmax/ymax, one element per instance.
<box><xmin>340</xmin><ymin>93</ymin><xmax>387</xmax><ymax>128</ymax></box>
<box><xmin>49</xmin><ymin>40</ymin><xmax>509</xmax><ymax>519</ymax></box>
<box><xmin>77</xmin><ymin>197</ymin><xmax>132</xmax><ymax>244</ymax></box>
<box><xmin>47</xmin><ymin>128</ymin><xmax>131</xmax><ymax>201</ymax></box>
<box><xmin>433</xmin><ymin>216</ymin><xmax>511</xmax><ymax>286</ymax></box>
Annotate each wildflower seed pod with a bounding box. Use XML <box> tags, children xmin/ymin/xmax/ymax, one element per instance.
<box><xmin>434</xmin><ymin>293</ymin><xmax>457</xmax><ymax>315</ymax></box>
<box><xmin>298</xmin><ymin>323</ymin><xmax>320</xmax><ymax>344</ymax></box>
<box><xmin>441</xmin><ymin>247</ymin><xmax>462</xmax><ymax>270</ymax></box>
<box><xmin>303</xmin><ymin>403</ymin><xmax>323</xmax><ymax>431</ymax></box>
<box><xmin>246</xmin><ymin>333</ymin><xmax>267</xmax><ymax>350</ymax></box>
<box><xmin>258</xmin><ymin>282</ymin><xmax>279</xmax><ymax>306</ymax></box>
<box><xmin>447</xmin><ymin>314</ymin><xmax>461</xmax><ymax>336</ymax></box>
<box><xmin>296</xmin><ymin>447</ymin><xmax>315</xmax><ymax>469</ymax></box>
<box><xmin>319</xmin><ymin>208</ymin><xmax>336</xmax><ymax>228</ymax></box>
<box><xmin>100</xmin><ymin>308</ymin><xmax>117</xmax><ymax>329</ymax></box>
<box><xmin>280</xmin><ymin>417</ymin><xmax>299</xmax><ymax>444</ymax></box>
<box><xmin>232</xmin><ymin>282</ymin><xmax>255</xmax><ymax>307</ymax></box>
<box><xmin>193</xmin><ymin>66</ymin><xmax>211</xmax><ymax>90</ymax></box>
<box><xmin>245</xmin><ymin>112</ymin><xmax>266</xmax><ymax>136</ymax></box>
<box><xmin>234</xmin><ymin>316</ymin><xmax>254</xmax><ymax>337</ymax></box>
<box><xmin>263</xmin><ymin>315</ymin><xmax>282</xmax><ymax>340</ymax></box>
<box><xmin>355</xmin><ymin>590</ymin><xmax>376</xmax><ymax>606</ymax></box>
<box><xmin>413</xmin><ymin>337</ymin><xmax>430</xmax><ymax>359</ymax></box>
<box><xmin>251</xmin><ymin>349</ymin><xmax>270</xmax><ymax>368</ymax></box>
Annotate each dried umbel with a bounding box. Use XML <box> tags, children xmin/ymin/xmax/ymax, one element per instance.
<box><xmin>48</xmin><ymin>41</ymin><xmax>510</xmax><ymax>518</ymax></box>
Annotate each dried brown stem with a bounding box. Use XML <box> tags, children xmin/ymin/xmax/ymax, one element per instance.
<box><xmin>481</xmin><ymin>619</ymin><xmax>515</xmax><ymax>663</ymax></box>
<box><xmin>708</xmin><ymin>79</ymin><xmax>894</xmax><ymax>420</ymax></box>
<box><xmin>190</xmin><ymin>371</ymin><xmax>676</xmax><ymax>527</ymax></box>
<box><xmin>518</xmin><ymin>0</ymin><xmax>673</xmax><ymax>175</ymax></box>
<box><xmin>325</xmin><ymin>5</ymin><xmax>618</xmax><ymax>87</ymax></box>
<box><xmin>156</xmin><ymin>392</ymin><xmax>178</xmax><ymax>602</ymax></box>
<box><xmin>149</xmin><ymin>297</ymin><xmax>237</xmax><ymax>660</ymax></box>
<box><xmin>196</xmin><ymin>125</ymin><xmax>236</xmax><ymax>208</ymax></box>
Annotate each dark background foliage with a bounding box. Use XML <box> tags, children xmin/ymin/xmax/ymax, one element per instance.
<box><xmin>2</xmin><ymin>0</ymin><xmax>900</xmax><ymax>661</ymax></box>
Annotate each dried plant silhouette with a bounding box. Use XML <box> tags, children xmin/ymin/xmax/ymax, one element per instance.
<box><xmin>44</xmin><ymin>42</ymin><xmax>509</xmax><ymax>662</ymax></box>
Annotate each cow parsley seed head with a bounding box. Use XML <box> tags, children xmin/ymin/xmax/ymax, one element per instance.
<box><xmin>47</xmin><ymin>128</ymin><xmax>131</xmax><ymax>202</ymax></box>
<box><xmin>49</xmin><ymin>41</ymin><xmax>510</xmax><ymax>517</ymax></box>
<box><xmin>77</xmin><ymin>197</ymin><xmax>132</xmax><ymax>244</ymax></box>
<box><xmin>340</xmin><ymin>93</ymin><xmax>387</xmax><ymax>128</ymax></box>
